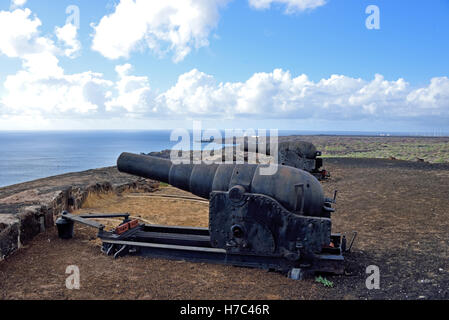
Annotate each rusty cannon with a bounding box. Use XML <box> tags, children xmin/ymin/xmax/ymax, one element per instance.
<box><xmin>56</xmin><ymin>152</ymin><xmax>351</xmax><ymax>279</ymax></box>
<box><xmin>117</xmin><ymin>152</ymin><xmax>346</xmax><ymax>278</ymax></box>
<box><xmin>241</xmin><ymin>140</ymin><xmax>330</xmax><ymax>180</ymax></box>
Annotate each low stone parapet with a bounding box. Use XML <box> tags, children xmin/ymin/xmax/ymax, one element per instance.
<box><xmin>0</xmin><ymin>167</ymin><xmax>158</xmax><ymax>260</ymax></box>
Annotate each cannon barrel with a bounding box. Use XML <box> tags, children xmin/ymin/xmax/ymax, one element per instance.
<box><xmin>241</xmin><ymin>141</ymin><xmax>318</xmax><ymax>159</ymax></box>
<box><xmin>117</xmin><ymin>152</ymin><xmax>328</xmax><ymax>217</ymax></box>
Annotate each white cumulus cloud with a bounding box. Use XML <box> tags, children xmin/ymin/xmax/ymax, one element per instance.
<box><xmin>10</xmin><ymin>0</ymin><xmax>27</xmax><ymax>8</ymax></box>
<box><xmin>91</xmin><ymin>0</ymin><xmax>229</xmax><ymax>62</ymax></box>
<box><xmin>3</xmin><ymin>70</ymin><xmax>112</xmax><ymax>115</ymax></box>
<box><xmin>90</xmin><ymin>0</ymin><xmax>325</xmax><ymax>62</ymax></box>
<box><xmin>1</xmin><ymin>6</ymin><xmax>448</xmax><ymax>129</ymax></box>
<box><xmin>0</xmin><ymin>8</ymin><xmax>109</xmax><ymax>117</ymax></box>
<box><xmin>0</xmin><ymin>8</ymin><xmax>81</xmax><ymax>61</ymax></box>
<box><xmin>55</xmin><ymin>23</ymin><xmax>81</xmax><ymax>58</ymax></box>
<box><xmin>0</xmin><ymin>8</ymin><xmax>47</xmax><ymax>58</ymax></box>
<box><xmin>105</xmin><ymin>63</ymin><xmax>154</xmax><ymax>114</ymax></box>
<box><xmin>407</xmin><ymin>77</ymin><xmax>449</xmax><ymax>111</ymax></box>
<box><xmin>154</xmin><ymin>69</ymin><xmax>449</xmax><ymax>122</ymax></box>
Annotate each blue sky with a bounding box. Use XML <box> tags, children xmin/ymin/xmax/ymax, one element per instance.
<box><xmin>0</xmin><ymin>0</ymin><xmax>448</xmax><ymax>132</ymax></box>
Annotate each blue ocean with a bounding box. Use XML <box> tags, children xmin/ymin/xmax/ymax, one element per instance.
<box><xmin>0</xmin><ymin>130</ymin><xmax>180</xmax><ymax>187</ymax></box>
<box><xmin>0</xmin><ymin>130</ymin><xmax>445</xmax><ymax>188</ymax></box>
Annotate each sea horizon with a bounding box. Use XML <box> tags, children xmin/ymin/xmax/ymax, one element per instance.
<box><xmin>1</xmin><ymin>129</ymin><xmax>449</xmax><ymax>136</ymax></box>
<box><xmin>1</xmin><ymin>129</ymin><xmax>448</xmax><ymax>188</ymax></box>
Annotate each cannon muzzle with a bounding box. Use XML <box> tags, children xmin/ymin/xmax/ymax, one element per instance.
<box><xmin>117</xmin><ymin>152</ymin><xmax>329</xmax><ymax>217</ymax></box>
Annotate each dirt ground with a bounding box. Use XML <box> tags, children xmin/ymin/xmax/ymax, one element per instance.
<box><xmin>0</xmin><ymin>158</ymin><xmax>448</xmax><ymax>300</ymax></box>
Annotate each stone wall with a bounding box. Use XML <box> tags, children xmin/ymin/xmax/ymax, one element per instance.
<box><xmin>0</xmin><ymin>167</ymin><xmax>158</xmax><ymax>260</ymax></box>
